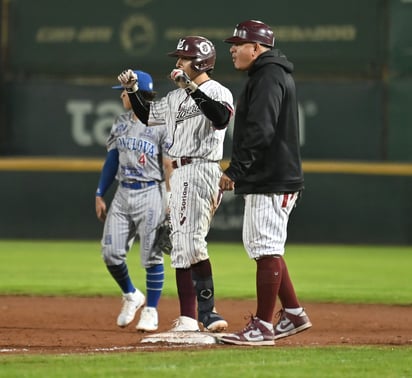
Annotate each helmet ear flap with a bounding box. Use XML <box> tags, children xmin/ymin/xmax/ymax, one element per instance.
<box><xmin>191</xmin><ymin>58</ymin><xmax>209</xmax><ymax>72</ymax></box>
<box><xmin>191</xmin><ymin>60</ymin><xmax>201</xmax><ymax>72</ymax></box>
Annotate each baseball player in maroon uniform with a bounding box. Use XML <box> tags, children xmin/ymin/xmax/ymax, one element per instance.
<box><xmin>117</xmin><ymin>36</ymin><xmax>234</xmax><ymax>332</ymax></box>
<box><xmin>96</xmin><ymin>70</ymin><xmax>172</xmax><ymax>332</ymax></box>
<box><xmin>218</xmin><ymin>20</ymin><xmax>312</xmax><ymax>345</ymax></box>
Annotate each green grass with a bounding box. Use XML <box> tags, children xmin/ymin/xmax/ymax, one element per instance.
<box><xmin>0</xmin><ymin>240</ymin><xmax>411</xmax><ymax>304</ymax></box>
<box><xmin>1</xmin><ymin>240</ymin><xmax>412</xmax><ymax>377</ymax></box>
<box><xmin>1</xmin><ymin>347</ymin><xmax>411</xmax><ymax>378</ymax></box>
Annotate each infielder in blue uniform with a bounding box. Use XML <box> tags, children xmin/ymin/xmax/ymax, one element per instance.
<box><xmin>95</xmin><ymin>70</ymin><xmax>172</xmax><ymax>332</ymax></box>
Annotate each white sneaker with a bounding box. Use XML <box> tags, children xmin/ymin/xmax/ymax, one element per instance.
<box><xmin>169</xmin><ymin>316</ymin><xmax>200</xmax><ymax>332</ymax></box>
<box><xmin>116</xmin><ymin>289</ymin><xmax>145</xmax><ymax>327</ymax></box>
<box><xmin>136</xmin><ymin>307</ymin><xmax>158</xmax><ymax>332</ymax></box>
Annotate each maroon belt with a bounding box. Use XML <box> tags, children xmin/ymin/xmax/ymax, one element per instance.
<box><xmin>172</xmin><ymin>157</ymin><xmax>192</xmax><ymax>169</ymax></box>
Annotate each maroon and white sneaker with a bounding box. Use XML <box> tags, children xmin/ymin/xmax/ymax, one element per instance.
<box><xmin>274</xmin><ymin>308</ymin><xmax>312</xmax><ymax>340</ymax></box>
<box><xmin>218</xmin><ymin>316</ymin><xmax>275</xmax><ymax>346</ymax></box>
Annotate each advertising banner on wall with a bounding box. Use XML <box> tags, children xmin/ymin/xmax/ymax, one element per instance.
<box><xmin>4</xmin><ymin>0</ymin><xmax>385</xmax><ymax>77</ymax></box>
<box><xmin>3</xmin><ymin>77</ymin><xmax>384</xmax><ymax>160</ymax></box>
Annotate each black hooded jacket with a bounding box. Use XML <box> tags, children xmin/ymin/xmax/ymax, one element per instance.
<box><xmin>225</xmin><ymin>49</ymin><xmax>304</xmax><ymax>194</ymax></box>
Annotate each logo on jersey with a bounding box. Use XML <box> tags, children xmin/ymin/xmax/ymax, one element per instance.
<box><xmin>117</xmin><ymin>137</ymin><xmax>156</xmax><ymax>157</ymax></box>
<box><xmin>121</xmin><ymin>165</ymin><xmax>143</xmax><ymax>177</ymax></box>
<box><xmin>143</xmin><ymin>127</ymin><xmax>154</xmax><ymax>136</ymax></box>
<box><xmin>104</xmin><ymin>234</ymin><xmax>112</xmax><ymax>245</ymax></box>
<box><xmin>176</xmin><ymin>103</ymin><xmax>201</xmax><ymax>124</ymax></box>
<box><xmin>115</xmin><ymin>123</ymin><xmax>128</xmax><ymax>134</ymax></box>
<box><xmin>179</xmin><ymin>181</ymin><xmax>189</xmax><ymax>225</ymax></box>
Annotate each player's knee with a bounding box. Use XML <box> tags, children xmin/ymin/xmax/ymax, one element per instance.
<box><xmin>102</xmin><ymin>248</ymin><xmax>126</xmax><ymax>266</ymax></box>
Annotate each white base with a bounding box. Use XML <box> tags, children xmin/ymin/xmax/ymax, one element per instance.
<box><xmin>141</xmin><ymin>331</ymin><xmax>228</xmax><ymax>345</ymax></box>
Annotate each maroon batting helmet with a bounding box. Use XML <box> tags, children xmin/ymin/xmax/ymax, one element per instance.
<box><xmin>168</xmin><ymin>36</ymin><xmax>216</xmax><ymax>73</ymax></box>
<box><xmin>224</xmin><ymin>20</ymin><xmax>275</xmax><ymax>47</ymax></box>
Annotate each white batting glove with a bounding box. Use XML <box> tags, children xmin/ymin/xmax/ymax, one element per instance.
<box><xmin>118</xmin><ymin>69</ymin><xmax>138</xmax><ymax>93</ymax></box>
<box><xmin>170</xmin><ymin>69</ymin><xmax>198</xmax><ymax>93</ymax></box>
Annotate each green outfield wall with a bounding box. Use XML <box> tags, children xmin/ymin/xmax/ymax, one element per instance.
<box><xmin>1</xmin><ymin>0</ymin><xmax>412</xmax><ymax>243</ymax></box>
<box><xmin>1</xmin><ymin>162</ymin><xmax>412</xmax><ymax>244</ymax></box>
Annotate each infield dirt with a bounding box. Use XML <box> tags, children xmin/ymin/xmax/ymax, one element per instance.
<box><xmin>1</xmin><ymin>296</ymin><xmax>411</xmax><ymax>354</ymax></box>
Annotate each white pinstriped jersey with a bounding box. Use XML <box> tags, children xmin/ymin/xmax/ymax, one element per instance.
<box><xmin>107</xmin><ymin>111</ymin><xmax>171</xmax><ymax>182</ymax></box>
<box><xmin>147</xmin><ymin>80</ymin><xmax>234</xmax><ymax>160</ymax></box>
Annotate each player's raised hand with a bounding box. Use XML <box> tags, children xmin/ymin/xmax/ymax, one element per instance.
<box><xmin>118</xmin><ymin>69</ymin><xmax>138</xmax><ymax>93</ymax></box>
<box><xmin>170</xmin><ymin>69</ymin><xmax>191</xmax><ymax>84</ymax></box>
<box><xmin>170</xmin><ymin>69</ymin><xmax>198</xmax><ymax>93</ymax></box>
